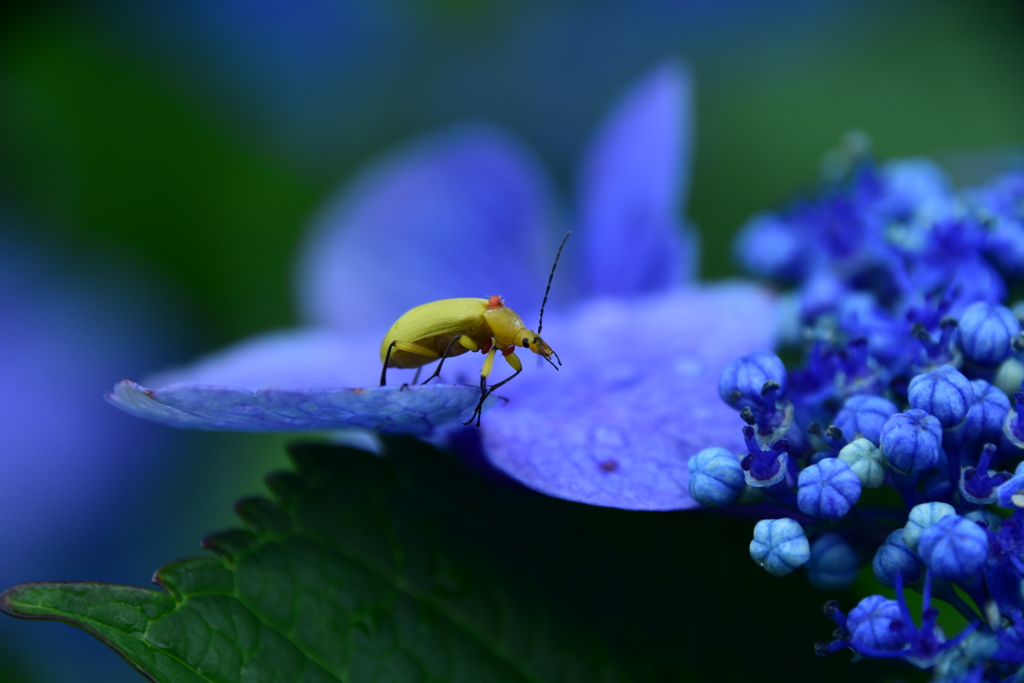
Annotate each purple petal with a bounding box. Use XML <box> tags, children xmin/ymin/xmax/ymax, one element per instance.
<box><xmin>108</xmin><ymin>380</ymin><xmax>487</xmax><ymax>435</ymax></box>
<box><xmin>577</xmin><ymin>61</ymin><xmax>695</xmax><ymax>296</ymax></box>
<box><xmin>474</xmin><ymin>283</ymin><xmax>778</xmax><ymax>510</ymax></box>
<box><xmin>112</xmin><ymin>327</ymin><xmax>499</xmax><ymax>433</ymax></box>
<box><xmin>143</xmin><ymin>328</ymin><xmax>386</xmax><ymax>390</ymax></box>
<box><xmin>297</xmin><ymin>124</ymin><xmax>557</xmax><ymax>333</ymax></box>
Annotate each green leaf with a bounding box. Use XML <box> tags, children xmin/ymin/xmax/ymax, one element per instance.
<box><xmin>0</xmin><ymin>438</ymin><xmax>905</xmax><ymax>682</ymax></box>
<box><xmin>1</xmin><ymin>441</ymin><xmax>632</xmax><ymax>682</ymax></box>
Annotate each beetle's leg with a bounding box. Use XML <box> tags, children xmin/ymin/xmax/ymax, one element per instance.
<box><xmin>420</xmin><ymin>334</ymin><xmax>477</xmax><ymax>386</ymax></box>
<box><xmin>463</xmin><ymin>348</ymin><xmax>523</xmax><ymax>427</ymax></box>
<box><xmin>462</xmin><ymin>345</ymin><xmax>498</xmax><ymax>426</ymax></box>
<box><xmin>380</xmin><ymin>341</ymin><xmax>397</xmax><ymax>386</ymax></box>
<box><xmin>482</xmin><ymin>353</ymin><xmax>523</xmax><ymax>396</ymax></box>
<box><xmin>464</xmin><ymin>367</ymin><xmax>523</xmax><ymax>427</ymax></box>
<box><xmin>463</xmin><ymin>377</ymin><xmax>489</xmax><ymax>427</ymax></box>
<box><xmin>380</xmin><ymin>340</ymin><xmax>440</xmax><ymax>386</ymax></box>
<box><xmin>480</xmin><ymin>344</ymin><xmax>497</xmax><ymax>379</ymax></box>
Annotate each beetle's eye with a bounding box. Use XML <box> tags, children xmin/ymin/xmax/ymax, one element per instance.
<box><xmin>522</xmin><ymin>337</ymin><xmax>530</xmax><ymax>346</ymax></box>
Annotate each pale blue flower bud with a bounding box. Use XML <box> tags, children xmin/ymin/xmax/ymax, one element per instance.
<box><xmin>903</xmin><ymin>502</ymin><xmax>956</xmax><ymax>551</ymax></box>
<box><xmin>688</xmin><ymin>447</ymin><xmax>745</xmax><ymax>507</ymax></box>
<box><xmin>750</xmin><ymin>518</ymin><xmax>810</xmax><ymax>577</ymax></box>
<box><xmin>838</xmin><ymin>437</ymin><xmax>886</xmax><ymax>488</ymax></box>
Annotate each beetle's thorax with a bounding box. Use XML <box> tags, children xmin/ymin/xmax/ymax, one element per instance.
<box><xmin>482</xmin><ymin>304</ymin><xmax>527</xmax><ymax>345</ymax></box>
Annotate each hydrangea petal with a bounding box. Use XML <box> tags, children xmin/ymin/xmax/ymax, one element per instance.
<box><xmin>108</xmin><ymin>380</ymin><xmax>487</xmax><ymax>435</ymax></box>
<box><xmin>297</xmin><ymin>124</ymin><xmax>556</xmax><ymax>332</ymax></box>
<box><xmin>477</xmin><ymin>283</ymin><xmax>777</xmax><ymax>510</ymax></box>
<box><xmin>577</xmin><ymin>61</ymin><xmax>694</xmax><ymax>296</ymax></box>
<box><xmin>142</xmin><ymin>328</ymin><xmax>387</xmax><ymax>390</ymax></box>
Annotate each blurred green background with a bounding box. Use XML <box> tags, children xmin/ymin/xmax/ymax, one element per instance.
<box><xmin>0</xmin><ymin>0</ymin><xmax>1021</xmax><ymax>680</ymax></box>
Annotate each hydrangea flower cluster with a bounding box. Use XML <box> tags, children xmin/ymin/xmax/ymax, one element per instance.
<box><xmin>697</xmin><ymin>143</ymin><xmax>1024</xmax><ymax>679</ymax></box>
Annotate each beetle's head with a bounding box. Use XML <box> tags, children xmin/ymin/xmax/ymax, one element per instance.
<box><xmin>518</xmin><ymin>329</ymin><xmax>561</xmax><ymax>370</ymax></box>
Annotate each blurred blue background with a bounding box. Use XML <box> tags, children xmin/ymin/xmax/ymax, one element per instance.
<box><xmin>0</xmin><ymin>0</ymin><xmax>1022</xmax><ymax>680</ymax></box>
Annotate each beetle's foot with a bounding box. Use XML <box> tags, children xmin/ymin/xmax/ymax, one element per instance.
<box><xmin>399</xmin><ymin>383</ymin><xmax>411</xmax><ymax>392</ymax></box>
<box><xmin>462</xmin><ymin>398</ymin><xmax>486</xmax><ymax>426</ymax></box>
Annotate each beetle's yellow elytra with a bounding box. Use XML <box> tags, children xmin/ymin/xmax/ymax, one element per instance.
<box><xmin>379</xmin><ymin>298</ymin><xmax>489</xmax><ymax>368</ymax></box>
<box><xmin>378</xmin><ymin>231</ymin><xmax>570</xmax><ymax>426</ymax></box>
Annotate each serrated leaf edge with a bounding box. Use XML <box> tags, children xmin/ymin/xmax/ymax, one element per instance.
<box><xmin>0</xmin><ymin>582</ymin><xmax>186</xmax><ymax>683</ymax></box>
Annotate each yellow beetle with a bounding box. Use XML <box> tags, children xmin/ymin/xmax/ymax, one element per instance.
<box><xmin>380</xmin><ymin>233</ymin><xmax>569</xmax><ymax>426</ymax></box>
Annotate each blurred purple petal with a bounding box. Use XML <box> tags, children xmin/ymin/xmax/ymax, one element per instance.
<box><xmin>297</xmin><ymin>125</ymin><xmax>557</xmax><ymax>333</ymax></box>
<box><xmin>476</xmin><ymin>283</ymin><xmax>778</xmax><ymax>510</ymax></box>
<box><xmin>108</xmin><ymin>380</ymin><xmax>487</xmax><ymax>435</ymax></box>
<box><xmin>1</xmin><ymin>228</ymin><xmax>191</xmax><ymax>569</ymax></box>
<box><xmin>577</xmin><ymin>61</ymin><xmax>694</xmax><ymax>296</ymax></box>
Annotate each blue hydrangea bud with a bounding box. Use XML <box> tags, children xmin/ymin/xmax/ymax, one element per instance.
<box><xmin>797</xmin><ymin>458</ymin><xmax>862</xmax><ymax>519</ymax></box>
<box><xmin>719</xmin><ymin>350</ymin><xmax>788</xmax><ymax>410</ymax></box>
<box><xmin>879</xmin><ymin>409</ymin><xmax>943</xmax><ymax>474</ymax></box>
<box><xmin>750</xmin><ymin>518</ymin><xmax>810</xmax><ymax>577</ymax></box>
<box><xmin>872</xmin><ymin>529</ymin><xmax>923</xmax><ymax>588</ymax></box>
<box><xmin>902</xmin><ymin>502</ymin><xmax>956</xmax><ymax>551</ymax></box>
<box><xmin>907</xmin><ymin>365</ymin><xmax>974</xmax><ymax>428</ymax></box>
<box><xmin>687</xmin><ymin>447</ymin><xmax>745</xmax><ymax>507</ymax></box>
<box><xmin>958</xmin><ymin>379</ymin><xmax>1010</xmax><ymax>448</ymax></box>
<box><xmin>733</xmin><ymin>214</ymin><xmax>803</xmax><ymax>280</ymax></box>
<box><xmin>917</xmin><ymin>516</ymin><xmax>989</xmax><ymax>582</ymax></box>
<box><xmin>805</xmin><ymin>533</ymin><xmax>859</xmax><ymax>590</ymax></box>
<box><xmin>837</xmin><ymin>437</ymin><xmax>886</xmax><ymax>488</ymax></box>
<box><xmin>847</xmin><ymin>595</ymin><xmax>906</xmax><ymax>652</ymax></box>
<box><xmin>832</xmin><ymin>394</ymin><xmax>899</xmax><ymax>446</ymax></box>
<box><xmin>956</xmin><ymin>302</ymin><xmax>1022</xmax><ymax>366</ymax></box>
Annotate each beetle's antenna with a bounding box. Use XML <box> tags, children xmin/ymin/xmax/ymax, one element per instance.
<box><xmin>538</xmin><ymin>231</ymin><xmax>571</xmax><ymax>335</ymax></box>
